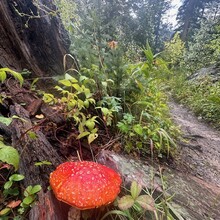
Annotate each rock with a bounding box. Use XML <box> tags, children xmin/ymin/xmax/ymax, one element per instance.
<box><xmin>97</xmin><ymin>150</ymin><xmax>220</xmax><ymax>220</ymax></box>
<box><xmin>187</xmin><ymin>64</ymin><xmax>220</xmax><ymax>82</ymax></box>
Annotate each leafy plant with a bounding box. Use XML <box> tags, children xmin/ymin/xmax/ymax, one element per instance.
<box><xmin>0</xmin><ymin>141</ymin><xmax>20</xmax><ymax>171</ymax></box>
<box><xmin>43</xmin><ymin>73</ymin><xmax>98</xmax><ymax>144</ymax></box>
<box><xmin>101</xmin><ymin>179</ymin><xmax>179</xmax><ymax>220</ymax></box>
<box><xmin>0</xmin><ymin>68</ymin><xmax>23</xmax><ymax>86</ymax></box>
<box><xmin>169</xmin><ymin>74</ymin><xmax>220</xmax><ymax>128</ymax></box>
<box><xmin>18</xmin><ymin>185</ymin><xmax>42</xmax><ymax>214</ymax></box>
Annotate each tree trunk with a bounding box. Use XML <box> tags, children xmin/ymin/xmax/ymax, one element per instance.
<box><xmin>0</xmin><ymin>0</ymin><xmax>70</xmax><ymax>77</ymax></box>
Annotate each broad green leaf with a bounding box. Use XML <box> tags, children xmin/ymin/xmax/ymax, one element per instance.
<box><xmin>9</xmin><ymin>174</ymin><xmax>24</xmax><ymax>182</ymax></box>
<box><xmin>0</xmin><ymin>68</ymin><xmax>24</xmax><ymax>86</ymax></box>
<box><xmin>118</xmin><ymin>195</ymin><xmax>134</xmax><ymax>210</ymax></box>
<box><xmin>24</xmin><ymin>186</ymin><xmax>32</xmax><ymax>197</ymax></box>
<box><xmin>10</xmin><ymin>70</ymin><xmax>24</xmax><ymax>86</ymax></box>
<box><xmin>59</xmin><ymin>79</ymin><xmax>72</xmax><ymax>87</ymax></box>
<box><xmin>135</xmin><ymin>195</ymin><xmax>155</xmax><ymax>211</ymax></box>
<box><xmin>84</xmin><ymin>88</ymin><xmax>92</xmax><ymax>98</ymax></box>
<box><xmin>0</xmin><ymin>116</ymin><xmax>13</xmax><ymax>126</ymax></box>
<box><xmin>0</xmin><ymin>146</ymin><xmax>20</xmax><ymax>170</ymax></box>
<box><xmin>133</xmin><ymin>124</ymin><xmax>143</xmax><ymax>136</ymax></box>
<box><xmin>4</xmin><ymin>181</ymin><xmax>13</xmax><ymax>190</ymax></box>
<box><xmin>88</xmin><ymin>133</ymin><xmax>98</xmax><ymax>144</ymax></box>
<box><xmin>29</xmin><ymin>185</ymin><xmax>42</xmax><ymax>195</ymax></box>
<box><xmin>23</xmin><ymin>195</ymin><xmax>35</xmax><ymax>205</ymax></box>
<box><xmin>65</xmin><ymin>73</ymin><xmax>78</xmax><ymax>83</ymax></box>
<box><xmin>130</xmin><ymin>181</ymin><xmax>142</xmax><ymax>199</ymax></box>
<box><xmin>72</xmin><ymin>83</ymin><xmax>81</xmax><ymax>91</ymax></box>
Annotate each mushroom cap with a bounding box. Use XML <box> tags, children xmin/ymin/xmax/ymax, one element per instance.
<box><xmin>49</xmin><ymin>161</ymin><xmax>122</xmax><ymax>210</ymax></box>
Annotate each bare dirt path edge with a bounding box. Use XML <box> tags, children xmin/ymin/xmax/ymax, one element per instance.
<box><xmin>169</xmin><ymin>101</ymin><xmax>220</xmax><ymax>187</ymax></box>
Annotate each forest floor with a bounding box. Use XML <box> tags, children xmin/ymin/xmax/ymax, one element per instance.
<box><xmin>169</xmin><ymin>100</ymin><xmax>220</xmax><ymax>188</ymax></box>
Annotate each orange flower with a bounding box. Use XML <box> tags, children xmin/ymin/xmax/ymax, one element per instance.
<box><xmin>108</xmin><ymin>41</ymin><xmax>118</xmax><ymax>49</ymax></box>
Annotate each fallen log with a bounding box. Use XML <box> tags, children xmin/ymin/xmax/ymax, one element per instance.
<box><xmin>10</xmin><ymin>103</ymin><xmax>64</xmax><ymax>190</ymax></box>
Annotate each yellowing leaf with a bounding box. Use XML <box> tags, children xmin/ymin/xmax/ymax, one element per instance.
<box><xmin>118</xmin><ymin>195</ymin><xmax>134</xmax><ymax>210</ymax></box>
<box><xmin>35</xmin><ymin>114</ymin><xmax>44</xmax><ymax>119</ymax></box>
<box><xmin>0</xmin><ymin>207</ymin><xmax>11</xmax><ymax>216</ymax></box>
<box><xmin>88</xmin><ymin>133</ymin><xmax>98</xmax><ymax>144</ymax></box>
<box><xmin>136</xmin><ymin>195</ymin><xmax>155</xmax><ymax>211</ymax></box>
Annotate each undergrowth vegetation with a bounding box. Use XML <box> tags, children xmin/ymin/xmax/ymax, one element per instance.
<box><xmin>169</xmin><ymin>73</ymin><xmax>220</xmax><ymax>128</ymax></box>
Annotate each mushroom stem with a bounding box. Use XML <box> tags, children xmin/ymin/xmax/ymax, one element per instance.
<box><xmin>68</xmin><ymin>207</ymin><xmax>81</xmax><ymax>220</ymax></box>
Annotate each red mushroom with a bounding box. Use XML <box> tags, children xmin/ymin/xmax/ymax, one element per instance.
<box><xmin>49</xmin><ymin>161</ymin><xmax>122</xmax><ymax>210</ymax></box>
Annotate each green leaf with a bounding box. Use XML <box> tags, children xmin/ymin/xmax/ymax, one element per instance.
<box><xmin>72</xmin><ymin>83</ymin><xmax>81</xmax><ymax>91</ymax></box>
<box><xmin>77</xmin><ymin>131</ymin><xmax>90</xmax><ymax>140</ymax></box>
<box><xmin>4</xmin><ymin>181</ymin><xmax>13</xmax><ymax>190</ymax></box>
<box><xmin>118</xmin><ymin>195</ymin><xmax>134</xmax><ymax>210</ymax></box>
<box><xmin>88</xmin><ymin>98</ymin><xmax>96</xmax><ymax>104</ymax></box>
<box><xmin>29</xmin><ymin>185</ymin><xmax>42</xmax><ymax>195</ymax></box>
<box><xmin>0</xmin><ymin>145</ymin><xmax>20</xmax><ymax>171</ymax></box>
<box><xmin>0</xmin><ymin>207</ymin><xmax>11</xmax><ymax>216</ymax></box>
<box><xmin>0</xmin><ymin>69</ymin><xmax>7</xmax><ymax>82</ymax></box>
<box><xmin>85</xmin><ymin>120</ymin><xmax>95</xmax><ymax>131</ymax></box>
<box><xmin>59</xmin><ymin>79</ymin><xmax>72</xmax><ymax>87</ymax></box>
<box><xmin>84</xmin><ymin>89</ymin><xmax>92</xmax><ymax>98</ymax></box>
<box><xmin>0</xmin><ymin>116</ymin><xmax>13</xmax><ymax>126</ymax></box>
<box><xmin>24</xmin><ymin>186</ymin><xmax>32</xmax><ymax>197</ymax></box>
<box><xmin>0</xmin><ymin>68</ymin><xmax>24</xmax><ymax>86</ymax></box>
<box><xmin>24</xmin><ymin>185</ymin><xmax>42</xmax><ymax>196</ymax></box>
<box><xmin>133</xmin><ymin>124</ymin><xmax>143</xmax><ymax>136</ymax></box>
<box><xmin>88</xmin><ymin>133</ymin><xmax>98</xmax><ymax>144</ymax></box>
<box><xmin>65</xmin><ymin>74</ymin><xmax>78</xmax><ymax>83</ymax></box>
<box><xmin>34</xmin><ymin>161</ymin><xmax>52</xmax><ymax>166</ymax></box>
<box><xmin>9</xmin><ymin>174</ymin><xmax>24</xmax><ymax>182</ymax></box>
<box><xmin>130</xmin><ymin>181</ymin><xmax>142</xmax><ymax>199</ymax></box>
<box><xmin>9</xmin><ymin>69</ymin><xmax>24</xmax><ymax>86</ymax></box>
<box><xmin>135</xmin><ymin>195</ymin><xmax>155</xmax><ymax>211</ymax></box>
<box><xmin>27</xmin><ymin>131</ymin><xmax>37</xmax><ymax>139</ymax></box>
<box><xmin>117</xmin><ymin>122</ymin><xmax>130</xmax><ymax>133</ymax></box>
<box><xmin>23</xmin><ymin>195</ymin><xmax>35</xmax><ymax>205</ymax></box>
<box><xmin>100</xmin><ymin>107</ymin><xmax>110</xmax><ymax>116</ymax></box>
<box><xmin>3</xmin><ymin>187</ymin><xmax>19</xmax><ymax>196</ymax></box>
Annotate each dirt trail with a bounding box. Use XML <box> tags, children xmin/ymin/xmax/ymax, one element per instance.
<box><xmin>169</xmin><ymin>101</ymin><xmax>220</xmax><ymax>187</ymax></box>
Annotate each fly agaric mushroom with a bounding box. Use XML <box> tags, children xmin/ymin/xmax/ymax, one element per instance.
<box><xmin>49</xmin><ymin>161</ymin><xmax>122</xmax><ymax>211</ymax></box>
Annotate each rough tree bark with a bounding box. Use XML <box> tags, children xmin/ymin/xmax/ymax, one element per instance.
<box><xmin>0</xmin><ymin>0</ymin><xmax>70</xmax><ymax>77</ymax></box>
